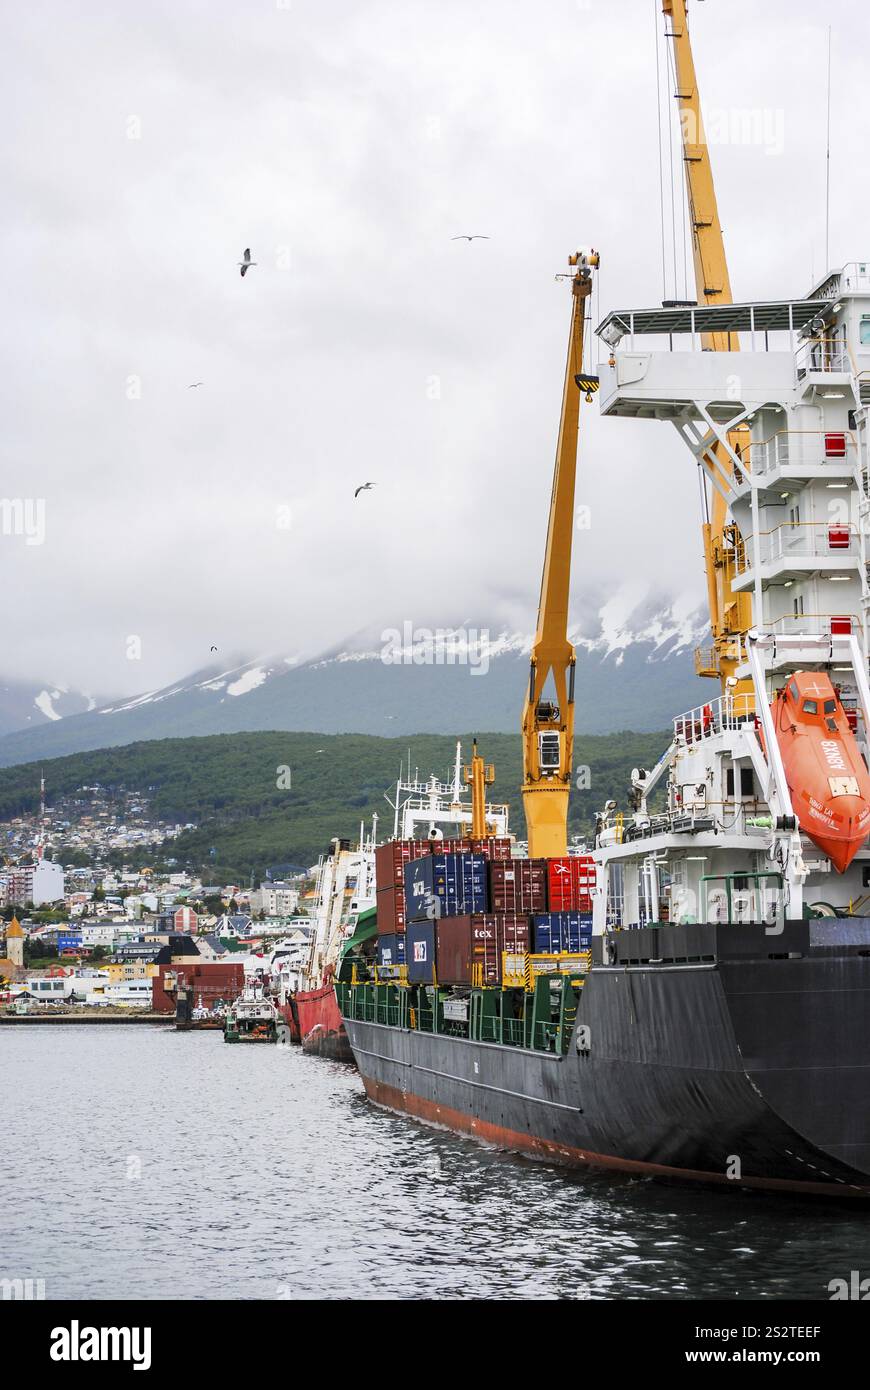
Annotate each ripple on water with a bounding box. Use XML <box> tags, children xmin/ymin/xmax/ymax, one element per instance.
<box><xmin>5</xmin><ymin>1026</ymin><xmax>867</xmax><ymax>1300</ymax></box>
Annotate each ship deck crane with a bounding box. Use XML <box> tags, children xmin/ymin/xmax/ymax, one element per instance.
<box><xmin>521</xmin><ymin>249</ymin><xmax>599</xmax><ymax>859</ymax></box>
<box><xmin>662</xmin><ymin>0</ymin><xmax>752</xmax><ymax>696</ymax></box>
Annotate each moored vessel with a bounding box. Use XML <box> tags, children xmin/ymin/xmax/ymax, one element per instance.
<box><xmin>333</xmin><ymin>5</ymin><xmax>870</xmax><ymax>1197</ymax></box>
<box><xmin>224</xmin><ymin>983</ymin><xmax>282</xmax><ymax>1043</ymax></box>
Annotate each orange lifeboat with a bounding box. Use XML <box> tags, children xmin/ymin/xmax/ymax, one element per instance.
<box><xmin>772</xmin><ymin>671</ymin><xmax>870</xmax><ymax>872</ymax></box>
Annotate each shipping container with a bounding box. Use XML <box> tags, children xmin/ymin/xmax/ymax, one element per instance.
<box><xmin>532</xmin><ymin>912</ymin><xmax>593</xmax><ymax>954</ymax></box>
<box><xmin>376</xmin><ymin>884</ymin><xmax>406</xmax><ymax>935</ymax></box>
<box><xmin>376</xmin><ymin>933</ymin><xmax>406</xmax><ymax>967</ymax></box>
<box><xmin>547</xmin><ymin>856</ymin><xmax>595</xmax><ymax>912</ymax></box>
<box><xmin>471</xmin><ymin>837</ymin><xmax>513</xmax><ymax>861</ymax></box>
<box><xmin>436</xmin><ymin>913</ymin><xmax>531</xmax><ymax>986</ymax></box>
<box><xmin>435</xmin><ymin>917</ymin><xmax>474</xmax><ymax>985</ymax></box>
<box><xmin>374</xmin><ymin>839</ymin><xmax>431</xmax><ymax>890</ymax></box>
<box><xmin>427</xmin><ymin>838</ymin><xmax>467</xmax><ymax>854</ymax></box>
<box><xmin>489</xmin><ymin>859</ymin><xmax>548</xmax><ymax>913</ymax></box>
<box><xmin>404</xmin><ymin>853</ymin><xmax>489</xmax><ymax>922</ymax></box>
<box><xmin>406</xmin><ymin>921</ymin><xmax>436</xmax><ymax>983</ymax></box>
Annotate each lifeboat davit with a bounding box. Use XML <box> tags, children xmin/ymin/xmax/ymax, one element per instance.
<box><xmin>772</xmin><ymin>671</ymin><xmax>870</xmax><ymax>872</ymax></box>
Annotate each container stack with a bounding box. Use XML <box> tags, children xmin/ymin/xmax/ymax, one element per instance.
<box><xmin>373</xmin><ymin>839</ymin><xmax>595</xmax><ymax>988</ymax></box>
<box><xmin>374</xmin><ymin>840</ymin><xmax>429</xmax><ymax>937</ymax></box>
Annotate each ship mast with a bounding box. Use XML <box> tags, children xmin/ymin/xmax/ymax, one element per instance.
<box><xmin>463</xmin><ymin>740</ymin><xmax>495</xmax><ymax>839</ymax></box>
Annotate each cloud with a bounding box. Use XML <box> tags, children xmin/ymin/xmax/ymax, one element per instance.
<box><xmin>0</xmin><ymin>0</ymin><xmax>862</xmax><ymax>696</ymax></box>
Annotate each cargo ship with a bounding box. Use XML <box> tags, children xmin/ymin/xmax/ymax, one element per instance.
<box><xmin>334</xmin><ymin>4</ymin><xmax>870</xmax><ymax>1196</ymax></box>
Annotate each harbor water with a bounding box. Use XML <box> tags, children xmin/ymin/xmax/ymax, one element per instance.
<box><xmin>5</xmin><ymin>1024</ymin><xmax>867</xmax><ymax>1301</ymax></box>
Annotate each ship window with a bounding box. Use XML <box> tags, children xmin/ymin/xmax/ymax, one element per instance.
<box><xmin>861</xmin><ymin>317</ymin><xmax>870</xmax><ymax>345</ymax></box>
<box><xmin>826</xmin><ymin>718</ymin><xmax>838</xmax><ymax>732</ymax></box>
<box><xmin>726</xmin><ymin>768</ymin><xmax>755</xmax><ymax>797</ymax></box>
<box><xmin>829</xmin><ymin>776</ymin><xmax>860</xmax><ymax>796</ymax></box>
<box><xmin>788</xmin><ymin>681</ymin><xmax>799</xmax><ymax>702</ymax></box>
<box><xmin>803</xmin><ymin>699</ymin><xmax>818</xmax><ymax>714</ymax></box>
<box><xmin>824</xmin><ymin>698</ymin><xmax>836</xmax><ymax>714</ymax></box>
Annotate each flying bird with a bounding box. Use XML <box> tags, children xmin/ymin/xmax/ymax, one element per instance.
<box><xmin>451</xmin><ymin>235</ymin><xmax>490</xmax><ymax>241</ymax></box>
<box><xmin>187</xmin><ymin>382</ymin><xmax>204</xmax><ymax>389</ymax></box>
<box><xmin>210</xmin><ymin>646</ymin><xmax>218</xmax><ymax>652</ymax></box>
<box><xmin>238</xmin><ymin>248</ymin><xmax>257</xmax><ymax>277</ymax></box>
<box><xmin>354</xmin><ymin>482</ymin><xmax>375</xmax><ymax>498</ymax></box>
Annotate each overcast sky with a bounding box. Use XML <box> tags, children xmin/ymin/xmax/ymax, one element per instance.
<box><xmin>2</xmin><ymin>0</ymin><xmax>867</xmax><ymax>697</ymax></box>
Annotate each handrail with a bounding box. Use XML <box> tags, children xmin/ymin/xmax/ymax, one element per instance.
<box><xmin>795</xmin><ymin>335</ymin><xmax>850</xmax><ymax>374</ymax></box>
<box><xmin>746</xmin><ymin>428</ymin><xmax>857</xmax><ymax>476</ymax></box>
<box><xmin>765</xmin><ymin>612</ymin><xmax>862</xmax><ymax>638</ymax></box>
<box><xmin>673</xmin><ymin>693</ymin><xmax>755</xmax><ymax>744</ymax></box>
<box><xmin>735</xmin><ymin>520</ymin><xmax>858</xmax><ymax>572</ymax></box>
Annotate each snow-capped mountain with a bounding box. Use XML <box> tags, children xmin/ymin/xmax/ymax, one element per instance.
<box><xmin>0</xmin><ymin>679</ymin><xmax>98</xmax><ymax>741</ymax></box>
<box><xmin>0</xmin><ymin>602</ymin><xmax>712</xmax><ymax>767</ymax></box>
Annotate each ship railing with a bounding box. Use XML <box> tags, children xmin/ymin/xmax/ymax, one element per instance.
<box><xmin>839</xmin><ymin>262</ymin><xmax>870</xmax><ymax>292</ymax></box>
<box><xmin>478</xmin><ymin>1016</ymin><xmax>525</xmax><ymax>1047</ymax></box>
<box><xmin>747</xmin><ymin>428</ymin><xmax>857</xmax><ymax>477</ymax></box>
<box><xmin>735</xmin><ymin>521</ymin><xmax>859</xmax><ymax>573</ymax></box>
<box><xmin>764</xmin><ymin>613</ymin><xmax>863</xmax><ymax>644</ymax></box>
<box><xmin>795</xmin><ymin>335</ymin><xmax>850</xmax><ymax>377</ymax></box>
<box><xmin>673</xmin><ymin>694</ymin><xmax>755</xmax><ymax>745</ymax></box>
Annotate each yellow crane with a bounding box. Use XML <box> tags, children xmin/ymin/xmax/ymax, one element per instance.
<box><xmin>521</xmin><ymin>249</ymin><xmax>599</xmax><ymax>858</ymax></box>
<box><xmin>662</xmin><ymin>0</ymin><xmax>752</xmax><ymax>695</ymax></box>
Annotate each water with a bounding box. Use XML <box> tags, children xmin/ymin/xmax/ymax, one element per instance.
<box><xmin>4</xmin><ymin>1025</ymin><xmax>868</xmax><ymax>1300</ymax></box>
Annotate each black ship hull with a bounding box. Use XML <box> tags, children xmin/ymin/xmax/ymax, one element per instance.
<box><xmin>342</xmin><ymin>922</ymin><xmax>870</xmax><ymax>1198</ymax></box>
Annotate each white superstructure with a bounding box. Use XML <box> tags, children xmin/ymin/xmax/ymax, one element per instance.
<box><xmin>592</xmin><ymin>265</ymin><xmax>870</xmax><ymax>930</ymax></box>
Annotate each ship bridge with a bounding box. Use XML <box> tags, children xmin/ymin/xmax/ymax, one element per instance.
<box><xmin>594</xmin><ymin>267</ymin><xmax>870</xmax><ymax>694</ymax></box>
<box><xmin>595</xmin><ymin>298</ymin><xmax>854</xmax><ymax>422</ymax></box>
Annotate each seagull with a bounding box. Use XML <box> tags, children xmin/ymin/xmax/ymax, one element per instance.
<box><xmin>354</xmin><ymin>482</ymin><xmax>375</xmax><ymax>498</ymax></box>
<box><xmin>238</xmin><ymin>248</ymin><xmax>257</xmax><ymax>277</ymax></box>
<box><xmin>210</xmin><ymin>646</ymin><xmax>218</xmax><ymax>653</ymax></box>
<box><xmin>451</xmin><ymin>235</ymin><xmax>490</xmax><ymax>241</ymax></box>
<box><xmin>187</xmin><ymin>382</ymin><xmax>204</xmax><ymax>389</ymax></box>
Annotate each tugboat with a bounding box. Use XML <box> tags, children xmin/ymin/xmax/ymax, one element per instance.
<box><xmin>223</xmin><ymin>982</ymin><xmax>281</xmax><ymax>1043</ymax></box>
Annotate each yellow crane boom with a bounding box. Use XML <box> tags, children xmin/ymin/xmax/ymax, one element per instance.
<box><xmin>663</xmin><ymin>0</ymin><xmax>752</xmax><ymax>694</ymax></box>
<box><xmin>521</xmin><ymin>249</ymin><xmax>599</xmax><ymax>858</ymax></box>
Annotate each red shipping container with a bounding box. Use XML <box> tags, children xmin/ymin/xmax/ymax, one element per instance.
<box><xmin>547</xmin><ymin>856</ymin><xmax>596</xmax><ymax>911</ymax></box>
<box><xmin>471</xmin><ymin>838</ymin><xmax>513</xmax><ymax>861</ymax></box>
<box><xmin>436</xmin><ymin>914</ymin><xmax>531</xmax><ymax>985</ymax></box>
<box><xmin>435</xmin><ymin>916</ymin><xmax>474</xmax><ymax>985</ymax></box>
<box><xmin>469</xmin><ymin>913</ymin><xmax>530</xmax><ymax>985</ymax></box>
<box><xmin>374</xmin><ymin>839</ymin><xmax>430</xmax><ymax>889</ymax></box>
<box><xmin>376</xmin><ymin>884</ymin><xmax>406</xmax><ymax>935</ymax></box>
<box><xmin>489</xmin><ymin>860</ymin><xmax>548</xmax><ymax>913</ymax></box>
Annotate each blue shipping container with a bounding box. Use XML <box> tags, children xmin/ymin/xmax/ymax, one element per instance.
<box><xmin>377</xmin><ymin>933</ymin><xmax>406</xmax><ymax>967</ymax></box>
<box><xmin>406</xmin><ymin>921</ymin><xmax>436</xmax><ymax>983</ymax></box>
<box><xmin>404</xmin><ymin>853</ymin><xmax>489</xmax><ymax>922</ymax></box>
<box><xmin>532</xmin><ymin>912</ymin><xmax>593</xmax><ymax>954</ymax></box>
